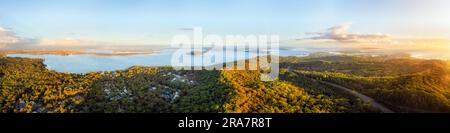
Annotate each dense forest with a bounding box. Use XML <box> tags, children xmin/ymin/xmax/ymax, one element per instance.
<box><xmin>1</xmin><ymin>53</ymin><xmax>449</xmax><ymax>113</ymax></box>
<box><xmin>280</xmin><ymin>53</ymin><xmax>450</xmax><ymax>112</ymax></box>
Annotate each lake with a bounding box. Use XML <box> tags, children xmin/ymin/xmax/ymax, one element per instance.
<box><xmin>7</xmin><ymin>48</ymin><xmax>310</xmax><ymax>73</ymax></box>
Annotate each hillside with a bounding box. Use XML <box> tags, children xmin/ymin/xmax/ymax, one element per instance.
<box><xmin>281</xmin><ymin>54</ymin><xmax>450</xmax><ymax>112</ymax></box>
<box><xmin>1</xmin><ymin>54</ymin><xmax>449</xmax><ymax>113</ymax></box>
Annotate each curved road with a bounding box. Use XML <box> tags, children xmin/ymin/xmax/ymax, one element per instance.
<box><xmin>286</xmin><ymin>66</ymin><xmax>395</xmax><ymax>113</ymax></box>
<box><xmin>316</xmin><ymin>80</ymin><xmax>395</xmax><ymax>113</ymax></box>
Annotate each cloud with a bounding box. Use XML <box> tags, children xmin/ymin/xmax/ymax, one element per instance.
<box><xmin>178</xmin><ymin>28</ymin><xmax>194</xmax><ymax>31</ymax></box>
<box><xmin>40</xmin><ymin>38</ymin><xmax>81</xmax><ymax>46</ymax></box>
<box><xmin>0</xmin><ymin>26</ymin><xmax>96</xmax><ymax>49</ymax></box>
<box><xmin>0</xmin><ymin>26</ymin><xmax>20</xmax><ymax>49</ymax></box>
<box><xmin>302</xmin><ymin>23</ymin><xmax>392</xmax><ymax>43</ymax></box>
<box><xmin>291</xmin><ymin>23</ymin><xmax>450</xmax><ymax>52</ymax></box>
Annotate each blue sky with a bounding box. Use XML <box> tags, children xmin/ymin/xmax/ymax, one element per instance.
<box><xmin>0</xmin><ymin>0</ymin><xmax>449</xmax><ymax>45</ymax></box>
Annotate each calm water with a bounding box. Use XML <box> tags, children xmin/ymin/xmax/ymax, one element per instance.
<box><xmin>7</xmin><ymin>48</ymin><xmax>310</xmax><ymax>73</ymax></box>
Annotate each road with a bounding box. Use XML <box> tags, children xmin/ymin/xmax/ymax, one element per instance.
<box><xmin>286</xmin><ymin>66</ymin><xmax>395</xmax><ymax>113</ymax></box>
<box><xmin>316</xmin><ymin>80</ymin><xmax>395</xmax><ymax>113</ymax></box>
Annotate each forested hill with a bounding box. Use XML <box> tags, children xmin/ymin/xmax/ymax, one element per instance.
<box><xmin>1</xmin><ymin>54</ymin><xmax>449</xmax><ymax>113</ymax></box>
<box><xmin>280</xmin><ymin>54</ymin><xmax>450</xmax><ymax>112</ymax></box>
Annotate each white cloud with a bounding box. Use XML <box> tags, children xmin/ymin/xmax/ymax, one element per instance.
<box><xmin>0</xmin><ymin>26</ymin><xmax>96</xmax><ymax>49</ymax></box>
<box><xmin>40</xmin><ymin>38</ymin><xmax>81</xmax><ymax>46</ymax></box>
<box><xmin>303</xmin><ymin>23</ymin><xmax>392</xmax><ymax>43</ymax></box>
<box><xmin>178</xmin><ymin>28</ymin><xmax>194</xmax><ymax>31</ymax></box>
<box><xmin>0</xmin><ymin>26</ymin><xmax>20</xmax><ymax>49</ymax></box>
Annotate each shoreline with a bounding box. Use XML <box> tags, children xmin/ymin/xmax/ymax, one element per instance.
<box><xmin>3</xmin><ymin>50</ymin><xmax>449</xmax><ymax>75</ymax></box>
<box><xmin>1</xmin><ymin>49</ymin><xmax>159</xmax><ymax>56</ymax></box>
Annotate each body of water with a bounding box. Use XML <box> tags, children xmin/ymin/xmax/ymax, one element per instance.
<box><xmin>7</xmin><ymin>48</ymin><xmax>310</xmax><ymax>73</ymax></box>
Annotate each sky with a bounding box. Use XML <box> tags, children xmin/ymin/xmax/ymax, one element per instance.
<box><xmin>0</xmin><ymin>0</ymin><xmax>450</xmax><ymax>49</ymax></box>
